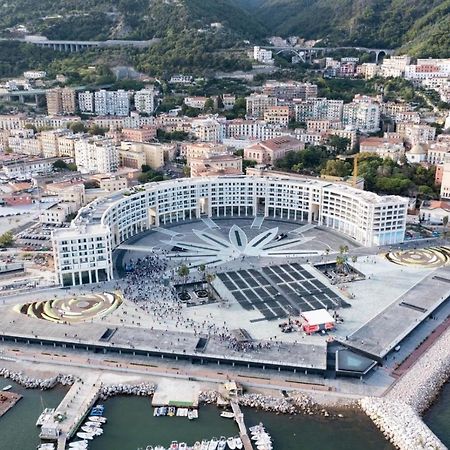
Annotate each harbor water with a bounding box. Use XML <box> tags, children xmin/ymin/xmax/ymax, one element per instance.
<box><xmin>425</xmin><ymin>381</ymin><xmax>450</xmax><ymax>448</ymax></box>
<box><xmin>1</xmin><ymin>376</ymin><xmax>450</xmax><ymax>450</ymax></box>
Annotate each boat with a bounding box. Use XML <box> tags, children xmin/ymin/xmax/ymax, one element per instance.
<box><xmin>81</xmin><ymin>426</ymin><xmax>103</xmax><ymax>435</ymax></box>
<box><xmin>85</xmin><ymin>421</ymin><xmax>102</xmax><ymax>427</ymax></box>
<box><xmin>179</xmin><ymin>443</ymin><xmax>187</xmax><ymax>450</ymax></box>
<box><xmin>220</xmin><ymin>412</ymin><xmax>234</xmax><ymax>419</ymax></box>
<box><xmin>160</xmin><ymin>406</ymin><xmax>168</xmax><ymax>416</ymax></box>
<box><xmin>193</xmin><ymin>442</ymin><xmax>201</xmax><ymax>450</ymax></box>
<box><xmin>234</xmin><ymin>437</ymin><xmax>243</xmax><ymax>450</ymax></box>
<box><xmin>36</xmin><ymin>408</ymin><xmax>55</xmax><ymax>426</ymax></box>
<box><xmin>200</xmin><ymin>440</ymin><xmax>209</xmax><ymax>450</ymax></box>
<box><xmin>76</xmin><ymin>432</ymin><xmax>94</xmax><ymax>440</ymax></box>
<box><xmin>168</xmin><ymin>406</ymin><xmax>176</xmax><ymax>417</ymax></box>
<box><xmin>145</xmin><ymin>446</ymin><xmax>154</xmax><ymax>450</ymax></box>
<box><xmin>188</xmin><ymin>409</ymin><xmax>198</xmax><ymax>420</ymax></box>
<box><xmin>68</xmin><ymin>441</ymin><xmax>88</xmax><ymax>449</ymax></box>
<box><xmin>2</xmin><ymin>385</ymin><xmax>12</xmax><ymax>391</ymax></box>
<box><xmin>37</xmin><ymin>445</ymin><xmax>55</xmax><ymax>450</ymax></box>
<box><xmin>170</xmin><ymin>441</ymin><xmax>179</xmax><ymax>450</ymax></box>
<box><xmin>88</xmin><ymin>416</ymin><xmax>107</xmax><ymax>423</ymax></box>
<box><xmin>218</xmin><ymin>436</ymin><xmax>226</xmax><ymax>450</ymax></box>
<box><xmin>154</xmin><ymin>446</ymin><xmax>165</xmax><ymax>450</ymax></box>
<box><xmin>208</xmin><ymin>437</ymin><xmax>218</xmax><ymax>450</ymax></box>
<box><xmin>226</xmin><ymin>437</ymin><xmax>236</xmax><ymax>450</ymax></box>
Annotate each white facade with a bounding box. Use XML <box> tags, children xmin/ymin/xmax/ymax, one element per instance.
<box><xmin>52</xmin><ymin>175</ymin><xmax>407</xmax><ymax>286</ymax></box>
<box><xmin>78</xmin><ymin>91</ymin><xmax>94</xmax><ymax>113</ymax></box>
<box><xmin>94</xmin><ymin>90</ymin><xmax>130</xmax><ymax>116</ymax></box>
<box><xmin>74</xmin><ymin>138</ymin><xmax>119</xmax><ymax>174</ymax></box>
<box><xmin>253</xmin><ymin>46</ymin><xmax>273</xmax><ymax>64</ymax></box>
<box><xmin>343</xmin><ymin>100</ymin><xmax>380</xmax><ymax>133</ymax></box>
<box><xmin>134</xmin><ymin>89</ymin><xmax>155</xmax><ymax>115</ymax></box>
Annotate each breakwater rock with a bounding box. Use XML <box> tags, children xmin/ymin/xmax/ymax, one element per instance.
<box><xmin>0</xmin><ymin>368</ymin><xmax>74</xmax><ymax>389</ymax></box>
<box><xmin>360</xmin><ymin>326</ymin><xmax>450</xmax><ymax>450</ymax></box>
<box><xmin>99</xmin><ymin>382</ymin><xmax>156</xmax><ymax>399</ymax></box>
<box><xmin>360</xmin><ymin>397</ymin><xmax>446</xmax><ymax>450</ymax></box>
<box><xmin>199</xmin><ymin>390</ymin><xmax>321</xmax><ymax>415</ymax></box>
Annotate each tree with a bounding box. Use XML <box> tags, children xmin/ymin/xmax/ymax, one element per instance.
<box><xmin>321</xmin><ymin>160</ymin><xmax>352</xmax><ymax>178</ymax></box>
<box><xmin>177</xmin><ymin>264</ymin><xmax>190</xmax><ymax>287</ymax></box>
<box><xmin>69</xmin><ymin>122</ymin><xmax>87</xmax><ymax>134</ymax></box>
<box><xmin>0</xmin><ymin>231</ymin><xmax>14</xmax><ymax>248</ymax></box>
<box><xmin>205</xmin><ymin>272</ymin><xmax>216</xmax><ymax>298</ymax></box>
<box><xmin>443</xmin><ymin>215</ymin><xmax>449</xmax><ymax>238</ymax></box>
<box><xmin>204</xmin><ymin>97</ymin><xmax>215</xmax><ymax>112</ymax></box>
<box><xmin>327</xmin><ymin>135</ymin><xmax>351</xmax><ymax>154</ymax></box>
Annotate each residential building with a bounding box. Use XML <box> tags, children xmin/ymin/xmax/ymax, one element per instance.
<box><xmin>78</xmin><ymin>91</ymin><xmax>94</xmax><ymax>114</ymax></box>
<box><xmin>246</xmin><ymin>94</ymin><xmax>277</xmax><ymax>119</ymax></box>
<box><xmin>46</xmin><ymin>180</ymin><xmax>85</xmax><ymax>208</ymax></box>
<box><xmin>360</xmin><ymin>137</ymin><xmax>405</xmax><ymax>161</ymax></box>
<box><xmin>262</xmin><ymin>81</ymin><xmax>318</xmax><ymax>101</ymax></box>
<box><xmin>244</xmin><ymin>136</ymin><xmax>304</xmax><ymax>165</ymax></box>
<box><xmin>134</xmin><ymin>88</ymin><xmax>156</xmax><ymax>115</ymax></box>
<box><xmin>95</xmin><ymin>175</ymin><xmax>128</xmax><ymax>192</ymax></box>
<box><xmin>40</xmin><ymin>202</ymin><xmax>76</xmax><ymax>225</ymax></box>
<box><xmin>343</xmin><ymin>96</ymin><xmax>380</xmax><ymax>133</ymax></box>
<box><xmin>380</xmin><ymin>55</ymin><xmax>411</xmax><ymax>78</ymax></box>
<box><xmin>264</xmin><ymin>106</ymin><xmax>290</xmax><ymax>127</ymax></box>
<box><xmin>122</xmin><ymin>126</ymin><xmax>157</xmax><ymax>143</ymax></box>
<box><xmin>294</xmin><ymin>98</ymin><xmax>344</xmax><ymax>122</ymax></box>
<box><xmin>191</xmin><ymin>118</ymin><xmax>223</xmax><ymax>143</ymax></box>
<box><xmin>357</xmin><ymin>63</ymin><xmax>379</xmax><ymax>79</ymax></box>
<box><xmin>94</xmin><ymin>90</ymin><xmax>130</xmax><ymax>116</ymax></box>
<box><xmin>253</xmin><ymin>46</ymin><xmax>273</xmax><ymax>64</ymax></box>
<box><xmin>184</xmin><ymin>96</ymin><xmax>208</xmax><ymax>109</ymax></box>
<box><xmin>2</xmin><ymin>157</ymin><xmax>73</xmax><ymax>179</ymax></box>
<box><xmin>74</xmin><ymin>137</ymin><xmax>119</xmax><ymax>174</ymax></box>
<box><xmin>190</xmin><ymin>153</ymin><xmax>243</xmax><ymax>177</ymax></box>
<box><xmin>46</xmin><ymin>87</ymin><xmax>76</xmax><ymax>115</ymax></box>
<box><xmin>222</xmin><ymin>94</ymin><xmax>236</xmax><ymax>110</ymax></box>
<box><xmin>52</xmin><ymin>175</ymin><xmax>407</xmax><ymax>285</ymax></box>
<box><xmin>185</xmin><ymin>142</ymin><xmax>228</xmax><ymax>165</ymax></box>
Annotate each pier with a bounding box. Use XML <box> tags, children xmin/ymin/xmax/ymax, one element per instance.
<box><xmin>230</xmin><ymin>399</ymin><xmax>254</xmax><ymax>450</ymax></box>
<box><xmin>0</xmin><ymin>390</ymin><xmax>22</xmax><ymax>417</ymax></box>
<box><xmin>40</xmin><ymin>374</ymin><xmax>102</xmax><ymax>449</ymax></box>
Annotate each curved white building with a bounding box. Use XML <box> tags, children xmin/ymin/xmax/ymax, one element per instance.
<box><xmin>52</xmin><ymin>175</ymin><xmax>408</xmax><ymax>286</ymax></box>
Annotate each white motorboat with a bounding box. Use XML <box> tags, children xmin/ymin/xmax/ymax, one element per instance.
<box><xmin>226</xmin><ymin>437</ymin><xmax>236</xmax><ymax>449</ymax></box>
<box><xmin>234</xmin><ymin>437</ymin><xmax>243</xmax><ymax>450</ymax></box>
<box><xmin>169</xmin><ymin>441</ymin><xmax>179</xmax><ymax>450</ymax></box>
<box><xmin>36</xmin><ymin>408</ymin><xmax>56</xmax><ymax>426</ymax></box>
<box><xmin>208</xmin><ymin>437</ymin><xmax>218</xmax><ymax>450</ymax></box>
<box><xmin>193</xmin><ymin>442</ymin><xmax>201</xmax><ymax>450</ymax></box>
<box><xmin>2</xmin><ymin>385</ymin><xmax>12</xmax><ymax>391</ymax></box>
<box><xmin>81</xmin><ymin>426</ymin><xmax>103</xmax><ymax>435</ymax></box>
<box><xmin>68</xmin><ymin>442</ymin><xmax>88</xmax><ymax>450</ymax></box>
<box><xmin>217</xmin><ymin>436</ymin><xmax>226</xmax><ymax>450</ymax></box>
<box><xmin>77</xmin><ymin>432</ymin><xmax>94</xmax><ymax>440</ymax></box>
<box><xmin>37</xmin><ymin>444</ymin><xmax>55</xmax><ymax>450</ymax></box>
<box><xmin>154</xmin><ymin>446</ymin><xmax>165</xmax><ymax>450</ymax></box>
<box><xmin>179</xmin><ymin>443</ymin><xmax>187</xmax><ymax>450</ymax></box>
<box><xmin>88</xmin><ymin>416</ymin><xmax>107</xmax><ymax>423</ymax></box>
<box><xmin>145</xmin><ymin>447</ymin><xmax>154</xmax><ymax>450</ymax></box>
<box><xmin>68</xmin><ymin>441</ymin><xmax>88</xmax><ymax>447</ymax></box>
<box><xmin>85</xmin><ymin>421</ymin><xmax>102</xmax><ymax>428</ymax></box>
<box><xmin>220</xmin><ymin>412</ymin><xmax>234</xmax><ymax>419</ymax></box>
<box><xmin>200</xmin><ymin>440</ymin><xmax>209</xmax><ymax>450</ymax></box>
<box><xmin>188</xmin><ymin>409</ymin><xmax>198</xmax><ymax>420</ymax></box>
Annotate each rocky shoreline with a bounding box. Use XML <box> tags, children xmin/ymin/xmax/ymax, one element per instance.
<box><xmin>99</xmin><ymin>382</ymin><xmax>156</xmax><ymax>400</ymax></box>
<box><xmin>359</xmin><ymin>326</ymin><xmax>450</xmax><ymax>450</ymax></box>
<box><xmin>0</xmin><ymin>368</ymin><xmax>74</xmax><ymax>389</ymax></box>
<box><xmin>199</xmin><ymin>389</ymin><xmax>341</xmax><ymax>418</ymax></box>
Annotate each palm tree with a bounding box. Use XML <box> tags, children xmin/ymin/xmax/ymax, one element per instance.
<box><xmin>177</xmin><ymin>264</ymin><xmax>190</xmax><ymax>288</ymax></box>
<box><xmin>335</xmin><ymin>255</ymin><xmax>345</xmax><ymax>273</ymax></box>
<box><xmin>198</xmin><ymin>263</ymin><xmax>206</xmax><ymax>280</ymax></box>
<box><xmin>351</xmin><ymin>255</ymin><xmax>358</xmax><ymax>264</ymax></box>
<box><xmin>205</xmin><ymin>272</ymin><xmax>216</xmax><ymax>298</ymax></box>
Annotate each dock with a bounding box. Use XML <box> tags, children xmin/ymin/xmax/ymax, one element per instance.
<box><xmin>230</xmin><ymin>399</ymin><xmax>254</xmax><ymax>450</ymax></box>
<box><xmin>152</xmin><ymin>378</ymin><xmax>199</xmax><ymax>407</ymax></box>
<box><xmin>40</xmin><ymin>374</ymin><xmax>102</xmax><ymax>449</ymax></box>
<box><xmin>0</xmin><ymin>390</ymin><xmax>22</xmax><ymax>417</ymax></box>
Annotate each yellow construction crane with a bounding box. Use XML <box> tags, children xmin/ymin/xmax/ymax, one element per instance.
<box><xmin>353</xmin><ymin>153</ymin><xmax>359</xmax><ymax>187</ymax></box>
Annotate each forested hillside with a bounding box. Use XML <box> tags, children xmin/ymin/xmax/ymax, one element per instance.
<box><xmin>238</xmin><ymin>0</ymin><xmax>450</xmax><ymax>56</ymax></box>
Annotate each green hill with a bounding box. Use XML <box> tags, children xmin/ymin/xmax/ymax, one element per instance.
<box><xmin>0</xmin><ymin>0</ymin><xmax>265</xmax><ymax>40</ymax></box>
<box><xmin>238</xmin><ymin>0</ymin><xmax>450</xmax><ymax>56</ymax></box>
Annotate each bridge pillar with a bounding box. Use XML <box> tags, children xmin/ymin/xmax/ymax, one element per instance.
<box><xmin>375</xmin><ymin>51</ymin><xmax>380</xmax><ymax>64</ymax></box>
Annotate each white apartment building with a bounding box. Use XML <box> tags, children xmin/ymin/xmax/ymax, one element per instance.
<box><xmin>191</xmin><ymin>118</ymin><xmax>223</xmax><ymax>143</ymax></box>
<box><xmin>381</xmin><ymin>55</ymin><xmax>411</xmax><ymax>78</ymax></box>
<box><xmin>74</xmin><ymin>137</ymin><xmax>119</xmax><ymax>174</ymax></box>
<box><xmin>262</xmin><ymin>81</ymin><xmax>318</xmax><ymax>101</ymax></box>
<box><xmin>253</xmin><ymin>46</ymin><xmax>274</xmax><ymax>64</ymax></box>
<box><xmin>343</xmin><ymin>98</ymin><xmax>380</xmax><ymax>133</ymax></box>
<box><xmin>52</xmin><ymin>175</ymin><xmax>407</xmax><ymax>286</ymax></box>
<box><xmin>94</xmin><ymin>90</ymin><xmax>130</xmax><ymax>116</ymax></box>
<box><xmin>134</xmin><ymin>89</ymin><xmax>156</xmax><ymax>115</ymax></box>
<box><xmin>295</xmin><ymin>98</ymin><xmax>344</xmax><ymax>122</ymax></box>
<box><xmin>78</xmin><ymin>91</ymin><xmax>94</xmax><ymax>114</ymax></box>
